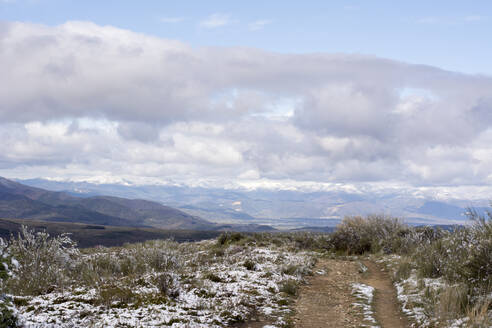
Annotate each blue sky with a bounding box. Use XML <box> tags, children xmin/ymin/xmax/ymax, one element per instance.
<box><xmin>1</xmin><ymin>0</ymin><xmax>491</xmax><ymax>75</ymax></box>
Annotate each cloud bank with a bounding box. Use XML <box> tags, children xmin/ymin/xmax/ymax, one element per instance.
<box><xmin>1</xmin><ymin>21</ymin><xmax>492</xmax><ymax>194</ymax></box>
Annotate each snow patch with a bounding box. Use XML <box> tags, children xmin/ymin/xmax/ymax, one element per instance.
<box><xmin>351</xmin><ymin>283</ymin><xmax>379</xmax><ymax>327</ymax></box>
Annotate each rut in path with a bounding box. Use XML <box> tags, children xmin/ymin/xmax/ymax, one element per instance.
<box><xmin>293</xmin><ymin>258</ymin><xmax>409</xmax><ymax>328</ymax></box>
<box><xmin>293</xmin><ymin>258</ymin><xmax>364</xmax><ymax>328</ymax></box>
<box><xmin>362</xmin><ymin>260</ymin><xmax>409</xmax><ymax>328</ymax></box>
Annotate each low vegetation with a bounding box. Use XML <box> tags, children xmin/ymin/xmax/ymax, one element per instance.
<box><xmin>0</xmin><ymin>228</ymin><xmax>319</xmax><ymax>327</ymax></box>
<box><xmin>0</xmin><ymin>211</ymin><xmax>490</xmax><ymax>327</ymax></box>
<box><xmin>332</xmin><ymin>212</ymin><xmax>491</xmax><ymax>327</ymax></box>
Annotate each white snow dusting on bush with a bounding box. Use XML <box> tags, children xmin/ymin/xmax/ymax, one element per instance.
<box><xmin>11</xmin><ymin>237</ymin><xmax>316</xmax><ymax>327</ymax></box>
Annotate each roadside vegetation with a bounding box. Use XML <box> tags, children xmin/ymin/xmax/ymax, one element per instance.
<box><xmin>331</xmin><ymin>212</ymin><xmax>491</xmax><ymax>327</ymax></box>
<box><xmin>0</xmin><ymin>211</ymin><xmax>490</xmax><ymax>327</ymax></box>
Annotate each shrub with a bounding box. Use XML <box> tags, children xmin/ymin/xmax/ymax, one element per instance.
<box><xmin>7</xmin><ymin>226</ymin><xmax>79</xmax><ymax>295</ymax></box>
<box><xmin>243</xmin><ymin>259</ymin><xmax>256</xmax><ymax>271</ymax></box>
<box><xmin>405</xmin><ymin>207</ymin><xmax>492</xmax><ymax>321</ymax></box>
<box><xmin>281</xmin><ymin>264</ymin><xmax>299</xmax><ymax>276</ymax></box>
<box><xmin>464</xmin><ymin>208</ymin><xmax>492</xmax><ymax>294</ymax></box>
<box><xmin>98</xmin><ymin>285</ymin><xmax>136</xmax><ymax>308</ymax></box>
<box><xmin>279</xmin><ymin>279</ymin><xmax>298</xmax><ymax>296</ymax></box>
<box><xmin>217</xmin><ymin>232</ymin><xmax>245</xmax><ymax>246</ymax></box>
<box><xmin>136</xmin><ymin>240</ymin><xmax>180</xmax><ymax>272</ymax></box>
<box><xmin>330</xmin><ymin>215</ymin><xmax>407</xmax><ymax>254</ymax></box>
<box><xmin>0</xmin><ymin>238</ymin><xmax>18</xmax><ymax>327</ymax></box>
<box><xmin>155</xmin><ymin>272</ymin><xmax>180</xmax><ymax>298</ymax></box>
<box><xmin>394</xmin><ymin>257</ymin><xmax>412</xmax><ymax>281</ymax></box>
<box><xmin>414</xmin><ymin>210</ymin><xmax>491</xmax><ymax>293</ymax></box>
<box><xmin>414</xmin><ymin>237</ymin><xmax>450</xmax><ymax>278</ymax></box>
<box><xmin>437</xmin><ymin>283</ymin><xmax>470</xmax><ymax>321</ymax></box>
<box><xmin>205</xmin><ymin>272</ymin><xmax>223</xmax><ymax>283</ymax></box>
<box><xmin>73</xmin><ymin>239</ymin><xmax>182</xmax><ymax>288</ymax></box>
<box><xmin>0</xmin><ymin>296</ymin><xmax>18</xmax><ymax>328</ymax></box>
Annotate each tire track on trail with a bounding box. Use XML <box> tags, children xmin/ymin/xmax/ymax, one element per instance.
<box><xmin>362</xmin><ymin>260</ymin><xmax>409</xmax><ymax>328</ymax></box>
<box><xmin>293</xmin><ymin>258</ymin><xmax>363</xmax><ymax>327</ymax></box>
<box><xmin>293</xmin><ymin>257</ymin><xmax>409</xmax><ymax>328</ymax></box>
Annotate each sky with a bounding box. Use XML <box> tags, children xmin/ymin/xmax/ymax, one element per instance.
<box><xmin>1</xmin><ymin>1</ymin><xmax>492</xmax><ymax>197</ymax></box>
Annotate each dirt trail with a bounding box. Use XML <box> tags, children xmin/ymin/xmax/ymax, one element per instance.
<box><xmin>293</xmin><ymin>258</ymin><xmax>409</xmax><ymax>328</ymax></box>
<box><xmin>293</xmin><ymin>258</ymin><xmax>363</xmax><ymax>328</ymax></box>
<box><xmin>362</xmin><ymin>260</ymin><xmax>409</xmax><ymax>328</ymax></box>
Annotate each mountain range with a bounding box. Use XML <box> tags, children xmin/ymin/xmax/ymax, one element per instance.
<box><xmin>0</xmin><ymin>176</ymin><xmax>216</xmax><ymax>230</ymax></box>
<box><xmin>0</xmin><ymin>175</ymin><xmax>282</xmax><ymax>238</ymax></box>
<box><xmin>16</xmin><ymin>178</ymin><xmax>491</xmax><ymax>228</ymax></box>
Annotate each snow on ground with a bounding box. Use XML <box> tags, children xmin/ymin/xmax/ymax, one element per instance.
<box><xmin>394</xmin><ymin>274</ymin><xmax>432</xmax><ymax>327</ymax></box>
<box><xmin>377</xmin><ymin>255</ymin><xmax>482</xmax><ymax>328</ymax></box>
<box><xmin>351</xmin><ymin>282</ymin><xmax>380</xmax><ymax>328</ymax></box>
<box><xmin>393</xmin><ymin>273</ymin><xmax>477</xmax><ymax>328</ymax></box>
<box><xmin>13</xmin><ymin>240</ymin><xmax>316</xmax><ymax>327</ymax></box>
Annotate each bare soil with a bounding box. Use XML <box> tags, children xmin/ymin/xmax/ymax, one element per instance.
<box><xmin>362</xmin><ymin>260</ymin><xmax>409</xmax><ymax>328</ymax></box>
<box><xmin>292</xmin><ymin>257</ymin><xmax>409</xmax><ymax>328</ymax></box>
<box><xmin>238</xmin><ymin>257</ymin><xmax>409</xmax><ymax>328</ymax></box>
<box><xmin>293</xmin><ymin>258</ymin><xmax>364</xmax><ymax>328</ymax></box>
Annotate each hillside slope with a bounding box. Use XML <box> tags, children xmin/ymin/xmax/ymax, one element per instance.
<box><xmin>0</xmin><ymin>177</ymin><xmax>214</xmax><ymax>230</ymax></box>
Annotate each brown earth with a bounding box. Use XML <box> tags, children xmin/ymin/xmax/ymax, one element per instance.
<box><xmin>362</xmin><ymin>260</ymin><xmax>409</xmax><ymax>328</ymax></box>
<box><xmin>293</xmin><ymin>258</ymin><xmax>364</xmax><ymax>328</ymax></box>
<box><xmin>293</xmin><ymin>257</ymin><xmax>409</xmax><ymax>328</ymax></box>
<box><xmin>238</xmin><ymin>257</ymin><xmax>409</xmax><ymax>328</ymax></box>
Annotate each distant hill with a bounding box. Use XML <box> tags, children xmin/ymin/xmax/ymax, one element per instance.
<box><xmin>19</xmin><ymin>178</ymin><xmax>486</xmax><ymax>226</ymax></box>
<box><xmin>290</xmin><ymin>226</ymin><xmax>336</xmax><ymax>233</ymax></box>
<box><xmin>0</xmin><ymin>218</ymin><xmax>221</xmax><ymax>248</ymax></box>
<box><xmin>0</xmin><ymin>177</ymin><xmax>213</xmax><ymax>230</ymax></box>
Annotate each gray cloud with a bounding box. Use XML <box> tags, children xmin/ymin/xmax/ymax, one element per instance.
<box><xmin>1</xmin><ymin>21</ymin><xmax>492</xmax><ymax>190</ymax></box>
<box><xmin>117</xmin><ymin>122</ymin><xmax>161</xmax><ymax>142</ymax></box>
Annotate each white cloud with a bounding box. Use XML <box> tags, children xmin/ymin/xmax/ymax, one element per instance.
<box><xmin>417</xmin><ymin>15</ymin><xmax>486</xmax><ymax>25</ymax></box>
<box><xmin>0</xmin><ymin>21</ymin><xmax>492</xmax><ymax>192</ymax></box>
<box><xmin>248</xmin><ymin>19</ymin><xmax>272</xmax><ymax>31</ymax></box>
<box><xmin>199</xmin><ymin>13</ymin><xmax>233</xmax><ymax>28</ymax></box>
